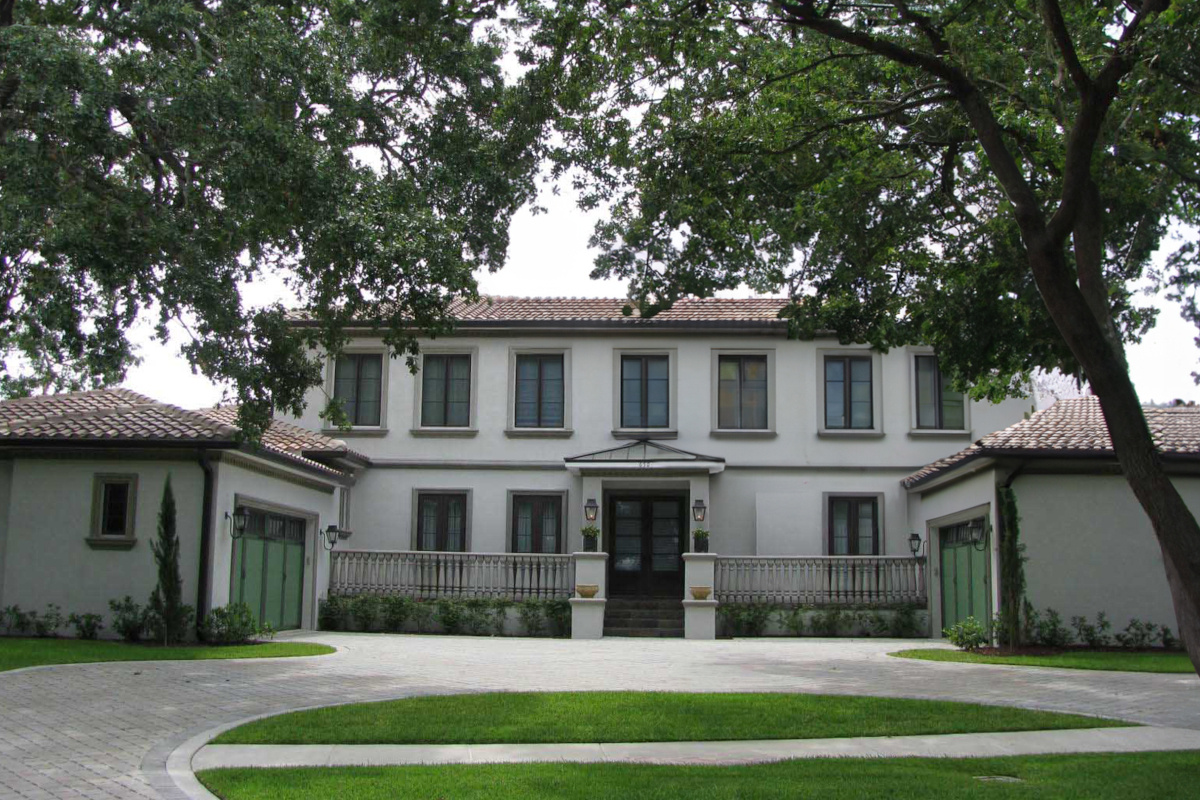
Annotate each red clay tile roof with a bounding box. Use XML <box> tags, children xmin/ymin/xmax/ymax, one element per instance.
<box><xmin>904</xmin><ymin>397</ymin><xmax>1200</xmax><ymax>489</ymax></box>
<box><xmin>0</xmin><ymin>389</ymin><xmax>357</xmax><ymax>477</ymax></box>
<box><xmin>290</xmin><ymin>296</ymin><xmax>790</xmax><ymax>326</ymax></box>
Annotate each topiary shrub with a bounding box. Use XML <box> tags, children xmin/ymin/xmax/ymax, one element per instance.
<box><xmin>68</xmin><ymin>612</ymin><xmax>104</xmax><ymax>640</ymax></box>
<box><xmin>944</xmin><ymin>616</ymin><xmax>989</xmax><ymax>651</ymax></box>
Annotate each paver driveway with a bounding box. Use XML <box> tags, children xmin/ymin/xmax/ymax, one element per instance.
<box><xmin>1</xmin><ymin>632</ymin><xmax>1197</xmax><ymax>800</ymax></box>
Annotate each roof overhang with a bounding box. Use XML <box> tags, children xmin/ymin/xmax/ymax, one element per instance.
<box><xmin>565</xmin><ymin>440</ymin><xmax>726</xmax><ymax>476</ymax></box>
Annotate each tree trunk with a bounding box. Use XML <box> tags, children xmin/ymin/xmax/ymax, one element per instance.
<box><xmin>1026</xmin><ymin>243</ymin><xmax>1200</xmax><ymax>674</ymax></box>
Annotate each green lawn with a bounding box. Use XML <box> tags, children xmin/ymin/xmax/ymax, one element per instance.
<box><xmin>198</xmin><ymin>751</ymin><xmax>1200</xmax><ymax>800</ymax></box>
<box><xmin>212</xmin><ymin>691</ymin><xmax>1122</xmax><ymax>745</ymax></box>
<box><xmin>892</xmin><ymin>648</ymin><xmax>1195</xmax><ymax>673</ymax></box>
<box><xmin>0</xmin><ymin>637</ymin><xmax>334</xmax><ymax>672</ymax></box>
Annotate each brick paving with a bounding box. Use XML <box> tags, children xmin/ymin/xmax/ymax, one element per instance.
<box><xmin>1</xmin><ymin>634</ymin><xmax>1197</xmax><ymax>799</ymax></box>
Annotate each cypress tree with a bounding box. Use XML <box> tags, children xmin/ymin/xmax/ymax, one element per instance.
<box><xmin>149</xmin><ymin>475</ymin><xmax>189</xmax><ymax>645</ymax></box>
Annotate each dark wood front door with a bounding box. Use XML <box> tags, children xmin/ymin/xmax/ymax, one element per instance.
<box><xmin>608</xmin><ymin>495</ymin><xmax>686</xmax><ymax>597</ymax></box>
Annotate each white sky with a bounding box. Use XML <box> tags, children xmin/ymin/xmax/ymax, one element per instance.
<box><xmin>123</xmin><ymin>191</ymin><xmax>1194</xmax><ymax>409</ymax></box>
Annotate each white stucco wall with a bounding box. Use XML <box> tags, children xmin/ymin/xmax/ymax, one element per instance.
<box><xmin>0</xmin><ymin>458</ymin><xmax>204</xmax><ymax>626</ymax></box>
<box><xmin>1013</xmin><ymin>472</ymin><xmax>1181</xmax><ymax>631</ymax></box>
<box><xmin>209</xmin><ymin>455</ymin><xmax>344</xmax><ymax>629</ymax></box>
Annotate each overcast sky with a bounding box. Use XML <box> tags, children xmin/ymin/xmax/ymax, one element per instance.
<box><xmin>123</xmin><ymin>191</ymin><xmax>1194</xmax><ymax>410</ymax></box>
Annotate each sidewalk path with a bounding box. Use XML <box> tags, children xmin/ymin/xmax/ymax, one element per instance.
<box><xmin>192</xmin><ymin>726</ymin><xmax>1200</xmax><ymax>769</ymax></box>
<box><xmin>1</xmin><ymin>633</ymin><xmax>1198</xmax><ymax>800</ymax></box>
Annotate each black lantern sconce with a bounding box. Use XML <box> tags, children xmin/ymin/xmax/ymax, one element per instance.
<box><xmin>908</xmin><ymin>531</ymin><xmax>926</xmax><ymax>558</ymax></box>
<box><xmin>969</xmin><ymin>519</ymin><xmax>988</xmax><ymax>551</ymax></box>
<box><xmin>225</xmin><ymin>508</ymin><xmax>249</xmax><ymax>540</ymax></box>
<box><xmin>691</xmin><ymin>499</ymin><xmax>707</xmax><ymax>523</ymax></box>
<box><xmin>320</xmin><ymin>524</ymin><xmax>344</xmax><ymax>551</ymax></box>
<box><xmin>583</xmin><ymin>498</ymin><xmax>599</xmax><ymax>522</ymax></box>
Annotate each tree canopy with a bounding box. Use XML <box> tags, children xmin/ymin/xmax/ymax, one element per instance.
<box><xmin>1</xmin><ymin>0</ymin><xmax>540</xmax><ymax>436</ymax></box>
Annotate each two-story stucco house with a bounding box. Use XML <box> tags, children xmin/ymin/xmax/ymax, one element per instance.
<box><xmin>286</xmin><ymin>297</ymin><xmax>1031</xmax><ymax>635</ymax></box>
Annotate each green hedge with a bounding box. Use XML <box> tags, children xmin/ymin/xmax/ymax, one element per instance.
<box><xmin>718</xmin><ymin>603</ymin><xmax>927</xmax><ymax>638</ymax></box>
<box><xmin>319</xmin><ymin>595</ymin><xmax>571</xmax><ymax>638</ymax></box>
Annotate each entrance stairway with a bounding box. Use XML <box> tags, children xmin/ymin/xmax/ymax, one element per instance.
<box><xmin>603</xmin><ymin>598</ymin><xmax>684</xmax><ymax>638</ymax></box>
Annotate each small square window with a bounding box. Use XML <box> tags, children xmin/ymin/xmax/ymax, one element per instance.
<box><xmin>91</xmin><ymin>475</ymin><xmax>137</xmax><ymax>542</ymax></box>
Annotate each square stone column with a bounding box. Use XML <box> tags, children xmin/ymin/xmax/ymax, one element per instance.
<box><xmin>682</xmin><ymin>553</ymin><xmax>718</xmax><ymax>639</ymax></box>
<box><xmin>570</xmin><ymin>552</ymin><xmax>608</xmax><ymax>639</ymax></box>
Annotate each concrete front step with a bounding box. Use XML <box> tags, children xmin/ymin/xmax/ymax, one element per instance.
<box><xmin>603</xmin><ymin>626</ymin><xmax>685</xmax><ymax>638</ymax></box>
<box><xmin>603</xmin><ymin>616</ymin><xmax>683</xmax><ymax>629</ymax></box>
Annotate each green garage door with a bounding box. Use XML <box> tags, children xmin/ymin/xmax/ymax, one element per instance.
<box><xmin>940</xmin><ymin>519</ymin><xmax>990</xmax><ymax>634</ymax></box>
<box><xmin>231</xmin><ymin>509</ymin><xmax>307</xmax><ymax>630</ymax></box>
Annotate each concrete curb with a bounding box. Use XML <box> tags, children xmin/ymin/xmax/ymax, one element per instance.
<box><xmin>191</xmin><ymin>726</ymin><xmax>1200</xmax><ymax>770</ymax></box>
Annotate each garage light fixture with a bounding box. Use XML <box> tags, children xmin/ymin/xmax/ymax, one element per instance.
<box><xmin>969</xmin><ymin>519</ymin><xmax>988</xmax><ymax>551</ymax></box>
<box><xmin>225</xmin><ymin>508</ymin><xmax>249</xmax><ymax>540</ymax></box>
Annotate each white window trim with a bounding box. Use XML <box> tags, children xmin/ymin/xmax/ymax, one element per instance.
<box><xmin>324</xmin><ymin>345</ymin><xmax>389</xmax><ymax>436</ymax></box>
<box><xmin>612</xmin><ymin>348</ymin><xmax>679</xmax><ymax>439</ymax></box>
<box><xmin>410</xmin><ymin>346</ymin><xmax>480</xmax><ymax>437</ymax></box>
<box><xmin>821</xmin><ymin>491</ymin><xmax>886</xmax><ymax>556</ymax></box>
<box><xmin>410</xmin><ymin>488</ymin><xmax>474</xmax><ymax>551</ymax></box>
<box><xmin>816</xmin><ymin>347</ymin><xmax>885</xmax><ymax>437</ymax></box>
<box><xmin>505</xmin><ymin>347</ymin><xmax>574</xmax><ymax>438</ymax></box>
<box><xmin>709</xmin><ymin>348</ymin><xmax>777</xmax><ymax>437</ymax></box>
<box><xmin>505</xmin><ymin>489</ymin><xmax>570</xmax><ymax>554</ymax></box>
<box><xmin>907</xmin><ymin>347</ymin><xmax>972</xmax><ymax>436</ymax></box>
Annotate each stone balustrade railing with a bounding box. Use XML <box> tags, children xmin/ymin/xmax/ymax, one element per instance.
<box><xmin>715</xmin><ymin>555</ymin><xmax>927</xmax><ymax>606</ymax></box>
<box><xmin>330</xmin><ymin>550</ymin><xmax>574</xmax><ymax>600</ymax></box>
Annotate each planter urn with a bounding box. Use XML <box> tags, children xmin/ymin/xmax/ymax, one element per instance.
<box><xmin>690</xmin><ymin>586</ymin><xmax>712</xmax><ymax>601</ymax></box>
<box><xmin>576</xmin><ymin>584</ymin><xmax>600</xmax><ymax>599</ymax></box>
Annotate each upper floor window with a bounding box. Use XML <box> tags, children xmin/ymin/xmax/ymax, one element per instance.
<box><xmin>824</xmin><ymin>355</ymin><xmax>873</xmax><ymax>429</ymax></box>
<box><xmin>421</xmin><ymin>354</ymin><xmax>471</xmax><ymax>427</ymax></box>
<box><xmin>512</xmin><ymin>494</ymin><xmax>562</xmax><ymax>554</ymax></box>
<box><xmin>621</xmin><ymin>354</ymin><xmax>670</xmax><ymax>428</ymax></box>
<box><xmin>416</xmin><ymin>492</ymin><xmax>467</xmax><ymax>551</ymax></box>
<box><xmin>334</xmin><ymin>353</ymin><xmax>383</xmax><ymax>426</ymax></box>
<box><xmin>718</xmin><ymin>355</ymin><xmax>768</xmax><ymax>430</ymax></box>
<box><xmin>828</xmin><ymin>496</ymin><xmax>878</xmax><ymax>555</ymax></box>
<box><xmin>914</xmin><ymin>355</ymin><xmax>965</xmax><ymax>430</ymax></box>
<box><xmin>515</xmin><ymin>354</ymin><xmax>565</xmax><ymax>428</ymax></box>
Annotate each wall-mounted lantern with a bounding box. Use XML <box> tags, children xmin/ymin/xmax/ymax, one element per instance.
<box><xmin>321</xmin><ymin>524</ymin><xmax>346</xmax><ymax>551</ymax></box>
<box><xmin>969</xmin><ymin>519</ymin><xmax>987</xmax><ymax>551</ymax></box>
<box><xmin>583</xmin><ymin>498</ymin><xmax>599</xmax><ymax>522</ymax></box>
<box><xmin>225</xmin><ymin>508</ymin><xmax>249</xmax><ymax>540</ymax></box>
<box><xmin>691</xmin><ymin>499</ymin><xmax>707</xmax><ymax>523</ymax></box>
<box><xmin>908</xmin><ymin>532</ymin><xmax>925</xmax><ymax>558</ymax></box>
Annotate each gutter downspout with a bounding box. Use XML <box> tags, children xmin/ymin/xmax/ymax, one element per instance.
<box><xmin>196</xmin><ymin>451</ymin><xmax>216</xmax><ymax>636</ymax></box>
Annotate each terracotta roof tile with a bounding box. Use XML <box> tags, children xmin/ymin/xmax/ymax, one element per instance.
<box><xmin>291</xmin><ymin>296</ymin><xmax>790</xmax><ymax>325</ymax></box>
<box><xmin>904</xmin><ymin>397</ymin><xmax>1200</xmax><ymax>488</ymax></box>
<box><xmin>0</xmin><ymin>389</ymin><xmax>357</xmax><ymax>477</ymax></box>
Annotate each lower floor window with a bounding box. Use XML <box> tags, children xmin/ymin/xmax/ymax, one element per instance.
<box><xmin>828</xmin><ymin>496</ymin><xmax>879</xmax><ymax>555</ymax></box>
<box><xmin>512</xmin><ymin>494</ymin><xmax>562</xmax><ymax>554</ymax></box>
<box><xmin>416</xmin><ymin>492</ymin><xmax>467</xmax><ymax>551</ymax></box>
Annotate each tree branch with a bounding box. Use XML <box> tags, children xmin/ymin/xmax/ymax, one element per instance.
<box><xmin>1039</xmin><ymin>0</ymin><xmax>1092</xmax><ymax>94</ymax></box>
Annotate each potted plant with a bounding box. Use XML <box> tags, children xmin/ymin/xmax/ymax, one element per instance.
<box><xmin>581</xmin><ymin>524</ymin><xmax>600</xmax><ymax>553</ymax></box>
<box><xmin>692</xmin><ymin>528</ymin><xmax>710</xmax><ymax>553</ymax></box>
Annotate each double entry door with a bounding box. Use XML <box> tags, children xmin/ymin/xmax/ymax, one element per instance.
<box><xmin>609</xmin><ymin>495</ymin><xmax>686</xmax><ymax>597</ymax></box>
<box><xmin>939</xmin><ymin>519</ymin><xmax>990</xmax><ymax>633</ymax></box>
<box><xmin>230</xmin><ymin>509</ymin><xmax>307</xmax><ymax>630</ymax></box>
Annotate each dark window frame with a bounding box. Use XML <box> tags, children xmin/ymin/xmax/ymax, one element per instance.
<box><xmin>333</xmin><ymin>352</ymin><xmax>384</xmax><ymax>427</ymax></box>
<box><xmin>421</xmin><ymin>353</ymin><xmax>472</xmax><ymax>428</ymax></box>
<box><xmin>827</xmin><ymin>496</ymin><xmax>880</xmax><ymax>556</ymax></box>
<box><xmin>914</xmin><ymin>354</ymin><xmax>966</xmax><ymax>430</ymax></box>
<box><xmin>824</xmin><ymin>355</ymin><xmax>874</xmax><ymax>430</ymax></box>
<box><xmin>510</xmin><ymin>494</ymin><xmax>564</xmax><ymax>554</ymax></box>
<box><xmin>91</xmin><ymin>474</ymin><xmax>138</xmax><ymax>540</ymax></box>
<box><xmin>415</xmin><ymin>492</ymin><xmax>468</xmax><ymax>552</ymax></box>
<box><xmin>717</xmin><ymin>354</ymin><xmax>769</xmax><ymax>430</ymax></box>
<box><xmin>514</xmin><ymin>353</ymin><xmax>565</xmax><ymax>428</ymax></box>
<box><xmin>620</xmin><ymin>354</ymin><xmax>670</xmax><ymax>429</ymax></box>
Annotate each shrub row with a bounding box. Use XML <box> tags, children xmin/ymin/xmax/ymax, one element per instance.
<box><xmin>319</xmin><ymin>594</ymin><xmax>572</xmax><ymax>637</ymax></box>
<box><xmin>945</xmin><ymin>606</ymin><xmax>1183</xmax><ymax>652</ymax></box>
<box><xmin>717</xmin><ymin>603</ymin><xmax>926</xmax><ymax>638</ymax></box>
<box><xmin>2</xmin><ymin>599</ymin><xmax>272</xmax><ymax>645</ymax></box>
